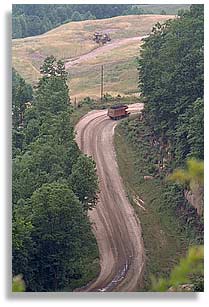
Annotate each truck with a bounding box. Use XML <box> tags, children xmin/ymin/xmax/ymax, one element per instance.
<box><xmin>107</xmin><ymin>105</ymin><xmax>130</xmax><ymax>120</ymax></box>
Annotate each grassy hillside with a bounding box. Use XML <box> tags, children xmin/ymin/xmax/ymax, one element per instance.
<box><xmin>12</xmin><ymin>14</ymin><xmax>175</xmax><ymax>100</ymax></box>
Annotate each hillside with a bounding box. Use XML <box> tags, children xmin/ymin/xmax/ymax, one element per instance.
<box><xmin>12</xmin><ymin>4</ymin><xmax>189</xmax><ymax>39</ymax></box>
<box><xmin>12</xmin><ymin>14</ymin><xmax>175</xmax><ymax>100</ymax></box>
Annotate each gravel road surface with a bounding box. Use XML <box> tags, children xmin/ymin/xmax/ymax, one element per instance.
<box><xmin>75</xmin><ymin>103</ymin><xmax>145</xmax><ymax>292</ymax></box>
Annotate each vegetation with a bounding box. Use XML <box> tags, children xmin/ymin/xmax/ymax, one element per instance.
<box><xmin>135</xmin><ymin>4</ymin><xmax>190</xmax><ymax>15</ymax></box>
<box><xmin>123</xmin><ymin>4</ymin><xmax>190</xmax><ymax>16</ymax></box>
<box><xmin>153</xmin><ymin>159</ymin><xmax>204</xmax><ymax>292</ymax></box>
<box><xmin>114</xmin><ymin>4</ymin><xmax>204</xmax><ymax>291</ymax></box>
<box><xmin>115</xmin><ymin>119</ymin><xmax>203</xmax><ymax>290</ymax></box>
<box><xmin>138</xmin><ymin>5</ymin><xmax>204</xmax><ymax>167</ymax></box>
<box><xmin>152</xmin><ymin>245</ymin><xmax>203</xmax><ymax>292</ymax></box>
<box><xmin>12</xmin><ymin>69</ymin><xmax>33</xmax><ymax>157</ymax></box>
<box><xmin>12</xmin><ymin>275</ymin><xmax>26</xmax><ymax>292</ymax></box>
<box><xmin>12</xmin><ymin>4</ymin><xmax>130</xmax><ymax>38</ymax></box>
<box><xmin>169</xmin><ymin>159</ymin><xmax>204</xmax><ymax>188</ymax></box>
<box><xmin>12</xmin><ymin>57</ymin><xmax>99</xmax><ymax>292</ymax></box>
<box><xmin>12</xmin><ymin>14</ymin><xmax>174</xmax><ymax>101</ymax></box>
<box><xmin>12</xmin><ymin>3</ymin><xmax>203</xmax><ymax>292</ymax></box>
<box><xmin>12</xmin><ymin>4</ymin><xmax>190</xmax><ymax>39</ymax></box>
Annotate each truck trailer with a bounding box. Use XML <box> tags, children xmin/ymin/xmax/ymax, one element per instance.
<box><xmin>107</xmin><ymin>105</ymin><xmax>129</xmax><ymax>120</ymax></box>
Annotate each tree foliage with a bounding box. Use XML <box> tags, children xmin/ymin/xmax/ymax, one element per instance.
<box><xmin>12</xmin><ymin>275</ymin><xmax>26</xmax><ymax>292</ymax></box>
<box><xmin>169</xmin><ymin>159</ymin><xmax>204</xmax><ymax>187</ymax></box>
<box><xmin>138</xmin><ymin>5</ymin><xmax>204</xmax><ymax>167</ymax></box>
<box><xmin>12</xmin><ymin>69</ymin><xmax>33</xmax><ymax>157</ymax></box>
<box><xmin>27</xmin><ymin>183</ymin><xmax>98</xmax><ymax>291</ymax></box>
<box><xmin>12</xmin><ymin>4</ymin><xmax>131</xmax><ymax>38</ymax></box>
<box><xmin>12</xmin><ymin>57</ymin><xmax>99</xmax><ymax>291</ymax></box>
<box><xmin>152</xmin><ymin>245</ymin><xmax>203</xmax><ymax>291</ymax></box>
<box><xmin>136</xmin><ymin>5</ymin><xmax>204</xmax><ymax>290</ymax></box>
<box><xmin>71</xmin><ymin>155</ymin><xmax>99</xmax><ymax>210</ymax></box>
<box><xmin>153</xmin><ymin>159</ymin><xmax>204</xmax><ymax>292</ymax></box>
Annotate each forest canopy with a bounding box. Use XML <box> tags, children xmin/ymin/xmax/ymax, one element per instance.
<box><xmin>12</xmin><ymin>57</ymin><xmax>99</xmax><ymax>291</ymax></box>
<box><xmin>138</xmin><ymin>4</ymin><xmax>204</xmax><ymax>167</ymax></box>
<box><xmin>12</xmin><ymin>4</ymin><xmax>130</xmax><ymax>38</ymax></box>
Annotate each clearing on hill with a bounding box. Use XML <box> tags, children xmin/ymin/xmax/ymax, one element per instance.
<box><xmin>12</xmin><ymin>14</ymin><xmax>175</xmax><ymax>100</ymax></box>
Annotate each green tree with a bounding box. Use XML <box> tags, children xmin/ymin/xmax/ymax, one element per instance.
<box><xmin>187</xmin><ymin>98</ymin><xmax>204</xmax><ymax>160</ymax></box>
<box><xmin>84</xmin><ymin>11</ymin><xmax>96</xmax><ymax>20</ymax></box>
<box><xmin>36</xmin><ymin>56</ymin><xmax>70</xmax><ymax>114</ymax></box>
<box><xmin>12</xmin><ymin>16</ymin><xmax>23</xmax><ymax>38</ymax></box>
<box><xmin>152</xmin><ymin>159</ymin><xmax>204</xmax><ymax>291</ymax></box>
<box><xmin>12</xmin><ymin>275</ymin><xmax>26</xmax><ymax>292</ymax></box>
<box><xmin>138</xmin><ymin>4</ymin><xmax>203</xmax><ymax>167</ymax></box>
<box><xmin>12</xmin><ymin>69</ymin><xmax>33</xmax><ymax>129</ymax></box>
<box><xmin>12</xmin><ymin>56</ymin><xmax>99</xmax><ymax>292</ymax></box>
<box><xmin>26</xmin><ymin>15</ymin><xmax>42</xmax><ymax>36</ymax></box>
<box><xmin>12</xmin><ymin>206</ymin><xmax>34</xmax><ymax>286</ymax></box>
<box><xmin>12</xmin><ymin>4</ymin><xmax>131</xmax><ymax>38</ymax></box>
<box><xmin>39</xmin><ymin>55</ymin><xmax>56</xmax><ymax>78</ymax></box>
<box><xmin>169</xmin><ymin>158</ymin><xmax>204</xmax><ymax>216</ymax></box>
<box><xmin>24</xmin><ymin>118</ymin><xmax>40</xmax><ymax>145</ymax></box>
<box><xmin>152</xmin><ymin>245</ymin><xmax>203</xmax><ymax>291</ymax></box>
<box><xmin>28</xmin><ymin>183</ymin><xmax>98</xmax><ymax>291</ymax></box>
<box><xmin>71</xmin><ymin>11</ymin><xmax>82</xmax><ymax>21</ymax></box>
<box><xmin>12</xmin><ymin>69</ymin><xmax>33</xmax><ymax>157</ymax></box>
<box><xmin>71</xmin><ymin>155</ymin><xmax>99</xmax><ymax>210</ymax></box>
<box><xmin>56</xmin><ymin>59</ymin><xmax>68</xmax><ymax>80</ymax></box>
<box><xmin>169</xmin><ymin>159</ymin><xmax>204</xmax><ymax>187</ymax></box>
<box><xmin>12</xmin><ymin>129</ymin><xmax>25</xmax><ymax>156</ymax></box>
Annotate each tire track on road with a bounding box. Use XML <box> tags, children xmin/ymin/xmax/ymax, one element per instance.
<box><xmin>75</xmin><ymin>103</ymin><xmax>145</xmax><ymax>292</ymax></box>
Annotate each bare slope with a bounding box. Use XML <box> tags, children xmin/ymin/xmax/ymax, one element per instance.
<box><xmin>12</xmin><ymin>14</ymin><xmax>175</xmax><ymax>99</ymax></box>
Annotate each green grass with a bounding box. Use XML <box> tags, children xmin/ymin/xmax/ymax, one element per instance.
<box><xmin>69</xmin><ymin>57</ymin><xmax>139</xmax><ymax>99</ymax></box>
<box><xmin>114</xmin><ymin>117</ymin><xmax>199</xmax><ymax>290</ymax></box>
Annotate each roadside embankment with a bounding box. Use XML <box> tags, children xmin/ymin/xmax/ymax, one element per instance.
<box><xmin>114</xmin><ymin>116</ymin><xmax>203</xmax><ymax>290</ymax></box>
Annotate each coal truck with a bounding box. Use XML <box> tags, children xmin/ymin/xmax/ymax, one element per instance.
<box><xmin>107</xmin><ymin>105</ymin><xmax>130</xmax><ymax>120</ymax></box>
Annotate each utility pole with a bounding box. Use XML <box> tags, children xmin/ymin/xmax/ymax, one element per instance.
<box><xmin>101</xmin><ymin>65</ymin><xmax>104</xmax><ymax>102</ymax></box>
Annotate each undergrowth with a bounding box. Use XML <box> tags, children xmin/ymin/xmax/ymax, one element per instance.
<box><xmin>114</xmin><ymin>116</ymin><xmax>203</xmax><ymax>291</ymax></box>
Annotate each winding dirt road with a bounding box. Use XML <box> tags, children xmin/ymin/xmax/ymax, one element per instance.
<box><xmin>75</xmin><ymin>103</ymin><xmax>145</xmax><ymax>292</ymax></box>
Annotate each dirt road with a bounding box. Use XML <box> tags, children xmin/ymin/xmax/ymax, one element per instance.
<box><xmin>75</xmin><ymin>103</ymin><xmax>145</xmax><ymax>292</ymax></box>
<box><xmin>65</xmin><ymin>36</ymin><xmax>148</xmax><ymax>69</ymax></box>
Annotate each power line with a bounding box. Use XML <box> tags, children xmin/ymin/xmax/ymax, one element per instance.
<box><xmin>101</xmin><ymin>65</ymin><xmax>104</xmax><ymax>102</ymax></box>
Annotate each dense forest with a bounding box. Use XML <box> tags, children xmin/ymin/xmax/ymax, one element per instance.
<box><xmin>138</xmin><ymin>4</ymin><xmax>204</xmax><ymax>169</ymax></box>
<box><xmin>12</xmin><ymin>58</ymin><xmax>99</xmax><ymax>291</ymax></box>
<box><xmin>135</xmin><ymin>4</ymin><xmax>204</xmax><ymax>230</ymax></box>
<box><xmin>12</xmin><ymin>4</ymin><xmax>189</xmax><ymax>39</ymax></box>
<box><xmin>12</xmin><ymin>4</ymin><xmax>130</xmax><ymax>38</ymax></box>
